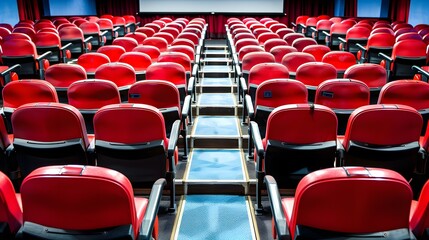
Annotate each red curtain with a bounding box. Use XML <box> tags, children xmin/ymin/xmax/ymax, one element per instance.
<box><xmin>283</xmin><ymin>0</ymin><xmax>334</xmax><ymax>26</ymax></box>
<box><xmin>389</xmin><ymin>0</ymin><xmax>410</xmax><ymax>23</ymax></box>
<box><xmin>17</xmin><ymin>0</ymin><xmax>41</xmax><ymax>21</ymax></box>
<box><xmin>344</xmin><ymin>0</ymin><xmax>357</xmax><ymax>18</ymax></box>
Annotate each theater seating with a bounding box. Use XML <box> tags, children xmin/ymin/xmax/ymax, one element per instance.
<box><xmin>77</xmin><ymin>52</ymin><xmax>111</xmax><ymax>78</ymax></box>
<box><xmin>0</xmin><ymin>171</ymin><xmax>22</xmax><ymax>238</ymax></box>
<box><xmin>94</xmin><ymin>62</ymin><xmax>136</xmax><ymax>101</ymax></box>
<box><xmin>340</xmin><ymin>104</ymin><xmax>422</xmax><ymax>180</ymax></box>
<box><xmin>17</xmin><ymin>165</ymin><xmax>165</xmax><ymax>239</ymax></box>
<box><xmin>10</xmin><ymin>103</ymin><xmax>91</xmax><ymax>179</ymax></box>
<box><xmin>93</xmin><ymin>103</ymin><xmax>179</xmax><ymax>211</ymax></box>
<box><xmin>251</xmin><ymin>104</ymin><xmax>338</xmax><ymax>212</ymax></box>
<box><xmin>315</xmin><ymin>79</ymin><xmax>370</xmax><ymax>135</ymax></box>
<box><xmin>266</xmin><ymin>167</ymin><xmax>415</xmax><ymax>240</ymax></box>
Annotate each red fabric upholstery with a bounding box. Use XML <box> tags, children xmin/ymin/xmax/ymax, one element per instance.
<box><xmin>160</xmin><ymin>27</ymin><xmax>180</xmax><ymax>39</ymax></box>
<box><xmin>153</xmin><ymin>32</ymin><xmax>175</xmax><ymax>45</ymax></box>
<box><xmin>0</xmin><ymin>171</ymin><xmax>22</xmax><ymax>235</ymax></box>
<box><xmin>410</xmin><ymin>179</ymin><xmax>429</xmax><ymax>237</ymax></box>
<box><xmin>255</xmin><ymin>79</ymin><xmax>308</xmax><ymax>109</ymax></box>
<box><xmin>281</xmin><ymin>52</ymin><xmax>316</xmax><ymax>73</ymax></box>
<box><xmin>391</xmin><ymin>39</ymin><xmax>427</xmax><ymax>60</ymax></box>
<box><xmin>136</xmin><ymin>27</ymin><xmax>156</xmax><ymax>37</ymax></box>
<box><xmin>167</xmin><ymin>45</ymin><xmax>195</xmax><ymax>62</ymax></box>
<box><xmin>242</xmin><ymin>52</ymin><xmax>275</xmax><ymax>73</ymax></box>
<box><xmin>263</xmin><ymin>39</ymin><xmax>287</xmax><ymax>52</ymax></box>
<box><xmin>296</xmin><ymin>62</ymin><xmax>337</xmax><ymax>86</ymax></box>
<box><xmin>143</xmin><ymin>37</ymin><xmax>168</xmax><ymax>52</ymax></box>
<box><xmin>322</xmin><ymin>51</ymin><xmax>356</xmax><ymax>72</ymax></box>
<box><xmin>344</xmin><ymin>63</ymin><xmax>386</xmax><ymax>88</ymax></box>
<box><xmin>2</xmin><ymin>39</ymin><xmax>38</xmax><ymax>57</ymax></box>
<box><xmin>238</xmin><ymin>45</ymin><xmax>264</xmax><ymax>62</ymax></box>
<box><xmin>284</xmin><ymin>167</ymin><xmax>412</xmax><ymax>239</ymax></box>
<box><xmin>67</xmin><ymin>79</ymin><xmax>121</xmax><ymax>109</ymax></box>
<box><xmin>133</xmin><ymin>45</ymin><xmax>161</xmax><ymax>62</ymax></box>
<box><xmin>146</xmin><ymin>62</ymin><xmax>186</xmax><ymax>87</ymax></box>
<box><xmin>270</xmin><ymin>45</ymin><xmax>298</xmax><ymax>63</ymax></box>
<box><xmin>124</xmin><ymin>32</ymin><xmax>147</xmax><ymax>44</ymax></box>
<box><xmin>291</xmin><ymin>38</ymin><xmax>317</xmax><ymax>52</ymax></box>
<box><xmin>3</xmin><ymin>80</ymin><xmax>58</xmax><ymax>109</ymax></box>
<box><xmin>157</xmin><ymin>52</ymin><xmax>192</xmax><ymax>72</ymax></box>
<box><xmin>94</xmin><ymin>103</ymin><xmax>168</xmax><ymax>147</ymax></box>
<box><xmin>45</xmin><ymin>64</ymin><xmax>87</xmax><ymax>88</ymax></box>
<box><xmin>342</xmin><ymin>104</ymin><xmax>422</xmax><ymax>149</ymax></box>
<box><xmin>21</xmin><ymin>165</ymin><xmax>145</xmax><ymax>239</ymax></box>
<box><xmin>118</xmin><ymin>52</ymin><xmax>152</xmax><ymax>72</ymax></box>
<box><xmin>94</xmin><ymin>62</ymin><xmax>136</xmax><ymax>87</ymax></box>
<box><xmin>265</xmin><ymin>104</ymin><xmax>337</xmax><ymax>144</ymax></box>
<box><xmin>129</xmin><ymin>80</ymin><xmax>181</xmax><ymax>112</ymax></box>
<box><xmin>97</xmin><ymin>45</ymin><xmax>126</xmax><ymax>62</ymax></box>
<box><xmin>275</xmin><ymin>28</ymin><xmax>295</xmax><ymax>39</ymax></box>
<box><xmin>112</xmin><ymin>37</ymin><xmax>139</xmax><ymax>52</ymax></box>
<box><xmin>257</xmin><ymin>32</ymin><xmax>280</xmax><ymax>45</ymax></box>
<box><xmin>248</xmin><ymin>63</ymin><xmax>289</xmax><ymax>86</ymax></box>
<box><xmin>171</xmin><ymin>38</ymin><xmax>195</xmax><ymax>50</ymax></box>
<box><xmin>234</xmin><ymin>38</ymin><xmax>259</xmax><ymax>54</ymax></box>
<box><xmin>283</xmin><ymin>33</ymin><xmax>305</xmax><ymax>45</ymax></box>
<box><xmin>378</xmin><ymin>80</ymin><xmax>429</xmax><ymax>110</ymax></box>
<box><xmin>77</xmin><ymin>52</ymin><xmax>111</xmax><ymax>73</ymax></box>
<box><xmin>315</xmin><ymin>79</ymin><xmax>370</xmax><ymax>109</ymax></box>
<box><xmin>12</xmin><ymin>103</ymin><xmax>89</xmax><ymax>147</ymax></box>
<box><xmin>302</xmin><ymin>45</ymin><xmax>331</xmax><ymax>61</ymax></box>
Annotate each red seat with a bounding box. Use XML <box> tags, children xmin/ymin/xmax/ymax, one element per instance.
<box><xmin>94</xmin><ymin>62</ymin><xmax>136</xmax><ymax>101</ymax></box>
<box><xmin>34</xmin><ymin>32</ymin><xmax>71</xmax><ymax>64</ymax></box>
<box><xmin>251</xmin><ymin>104</ymin><xmax>338</xmax><ymax>211</ymax></box>
<box><xmin>266</xmin><ymin>167</ymin><xmax>414</xmax><ymax>240</ymax></box>
<box><xmin>136</xmin><ymin>26</ymin><xmax>156</xmax><ymax>37</ymax></box>
<box><xmin>0</xmin><ymin>170</ymin><xmax>22</xmax><ymax>238</ymax></box>
<box><xmin>58</xmin><ymin>26</ymin><xmax>91</xmax><ymax>58</ymax></box>
<box><xmin>281</xmin><ymin>52</ymin><xmax>316</xmax><ymax>77</ymax></box>
<box><xmin>1</xmin><ymin>39</ymin><xmax>51</xmax><ymax>79</ymax></box>
<box><xmin>340</xmin><ymin>104</ymin><xmax>422</xmax><ymax>180</ymax></box>
<box><xmin>124</xmin><ymin>32</ymin><xmax>147</xmax><ymax>44</ymax></box>
<box><xmin>357</xmin><ymin>32</ymin><xmax>395</xmax><ymax>64</ymax></box>
<box><xmin>160</xmin><ymin>27</ymin><xmax>180</xmax><ymax>39</ymax></box>
<box><xmin>129</xmin><ymin>80</ymin><xmax>190</xmax><ymax>158</ymax></box>
<box><xmin>263</xmin><ymin>39</ymin><xmax>288</xmax><ymax>52</ymax></box>
<box><xmin>153</xmin><ymin>32</ymin><xmax>175</xmax><ymax>45</ymax></box>
<box><xmin>315</xmin><ymin>79</ymin><xmax>370</xmax><ymax>134</ymax></box>
<box><xmin>11</xmin><ymin>103</ymin><xmax>91</xmax><ymax>179</ymax></box>
<box><xmin>97</xmin><ymin>45</ymin><xmax>126</xmax><ymax>62</ymax></box>
<box><xmin>123</xmin><ymin>15</ymin><xmax>139</xmax><ymax>33</ymax></box>
<box><xmin>312</xmin><ymin>19</ymin><xmax>334</xmax><ymax>43</ymax></box>
<box><xmin>283</xmin><ymin>32</ymin><xmax>305</xmax><ymax>45</ymax></box>
<box><xmin>257</xmin><ymin>32</ymin><xmax>280</xmax><ymax>45</ymax></box>
<box><xmin>339</xmin><ymin>26</ymin><xmax>371</xmax><ymax>56</ymax></box>
<box><xmin>118</xmin><ymin>52</ymin><xmax>152</xmax><ymax>80</ymax></box>
<box><xmin>269</xmin><ymin>45</ymin><xmax>297</xmax><ymax>63</ymax></box>
<box><xmin>302</xmin><ymin>17</ymin><xmax>318</xmax><ymax>37</ymax></box>
<box><xmin>93</xmin><ymin>104</ymin><xmax>179</xmax><ymax>211</ymax></box>
<box><xmin>378</xmin><ymin>80</ymin><xmax>429</xmax><ymax>135</ymax></box>
<box><xmin>292</xmin><ymin>15</ymin><xmax>309</xmax><ymax>33</ymax></box>
<box><xmin>275</xmin><ymin>28</ymin><xmax>295</xmax><ymax>39</ymax></box>
<box><xmin>143</xmin><ymin>37</ymin><xmax>168</xmax><ymax>52</ymax></box>
<box><xmin>77</xmin><ymin>52</ymin><xmax>110</xmax><ymax>78</ymax></box>
<box><xmin>295</xmin><ymin>62</ymin><xmax>338</xmax><ymax>102</ymax></box>
<box><xmin>237</xmin><ymin>45</ymin><xmax>265</xmax><ymax>63</ymax></box>
<box><xmin>411</xmin><ymin>178</ymin><xmax>429</xmax><ymax>239</ymax></box>
<box><xmin>111</xmin><ymin>16</ymin><xmax>127</xmax><ymax>37</ymax></box>
<box><xmin>133</xmin><ymin>45</ymin><xmax>161</xmax><ymax>62</ymax></box>
<box><xmin>112</xmin><ymin>36</ymin><xmax>138</xmax><ymax>52</ymax></box>
<box><xmin>379</xmin><ymin>39</ymin><xmax>428</xmax><ymax>81</ymax></box>
<box><xmin>344</xmin><ymin>63</ymin><xmax>387</xmax><ymax>103</ymax></box>
<box><xmin>18</xmin><ymin>165</ymin><xmax>165</xmax><ymax>239</ymax></box>
<box><xmin>242</xmin><ymin>63</ymin><xmax>290</xmax><ymax>122</ymax></box>
<box><xmin>97</xmin><ymin>18</ymin><xmax>119</xmax><ymax>44</ymax></box>
<box><xmin>67</xmin><ymin>79</ymin><xmax>121</xmax><ymax>134</ymax></box>
<box><xmin>321</xmin><ymin>51</ymin><xmax>356</xmax><ymax>77</ymax></box>
<box><xmin>291</xmin><ymin>37</ymin><xmax>318</xmax><ymax>52</ymax></box>
<box><xmin>325</xmin><ymin>22</ymin><xmax>353</xmax><ymax>50</ymax></box>
<box><xmin>44</xmin><ymin>63</ymin><xmax>87</xmax><ymax>103</ymax></box>
<box><xmin>302</xmin><ymin>44</ymin><xmax>331</xmax><ymax>61</ymax></box>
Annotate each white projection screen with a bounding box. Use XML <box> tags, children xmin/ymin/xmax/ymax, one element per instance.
<box><xmin>139</xmin><ymin>0</ymin><xmax>284</xmax><ymax>14</ymax></box>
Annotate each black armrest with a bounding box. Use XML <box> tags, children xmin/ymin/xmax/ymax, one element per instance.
<box><xmin>412</xmin><ymin>65</ymin><xmax>429</xmax><ymax>82</ymax></box>
<box><xmin>245</xmin><ymin>94</ymin><xmax>254</xmax><ymax>119</ymax></box>
<box><xmin>250</xmin><ymin>121</ymin><xmax>264</xmax><ymax>172</ymax></box>
<box><xmin>322</xmin><ymin>30</ymin><xmax>330</xmax><ymax>37</ymax></box>
<box><xmin>187</xmin><ymin>76</ymin><xmax>195</xmax><ymax>96</ymax></box>
<box><xmin>0</xmin><ymin>64</ymin><xmax>20</xmax><ymax>80</ymax></box>
<box><xmin>60</xmin><ymin>43</ymin><xmax>73</xmax><ymax>63</ymax></box>
<box><xmin>310</xmin><ymin>26</ymin><xmax>317</xmax><ymax>32</ymax></box>
<box><xmin>100</xmin><ymin>30</ymin><xmax>108</xmax><ymax>36</ymax></box>
<box><xmin>235</xmin><ymin>63</ymin><xmax>242</xmax><ymax>77</ymax></box>
<box><xmin>239</xmin><ymin>77</ymin><xmax>248</xmax><ymax>97</ymax></box>
<box><xmin>83</xmin><ymin>36</ymin><xmax>93</xmax><ymax>43</ymax></box>
<box><xmin>167</xmin><ymin>120</ymin><xmax>181</xmax><ymax>172</ymax></box>
<box><xmin>336</xmin><ymin>139</ymin><xmax>345</xmax><ymax>167</ymax></box>
<box><xmin>125</xmin><ymin>23</ymin><xmax>133</xmax><ymax>28</ymax></box>
<box><xmin>113</xmin><ymin>26</ymin><xmax>120</xmax><ymax>32</ymax></box>
<box><xmin>181</xmin><ymin>95</ymin><xmax>191</xmax><ymax>129</ymax></box>
<box><xmin>36</xmin><ymin>51</ymin><xmax>52</xmax><ymax>61</ymax></box>
<box><xmin>265</xmin><ymin>175</ymin><xmax>290</xmax><ymax>240</ymax></box>
<box><xmin>338</xmin><ymin>37</ymin><xmax>346</xmax><ymax>43</ymax></box>
<box><xmin>136</xmin><ymin>22</ymin><xmax>141</xmax><ymax>27</ymax></box>
<box><xmin>191</xmin><ymin>63</ymin><xmax>198</xmax><ymax>78</ymax></box>
<box><xmin>291</xmin><ymin>22</ymin><xmax>297</xmax><ymax>28</ymax></box>
<box><xmin>356</xmin><ymin>43</ymin><xmax>366</xmax><ymax>51</ymax></box>
<box><xmin>139</xmin><ymin>178</ymin><xmax>166</xmax><ymax>240</ymax></box>
<box><xmin>378</xmin><ymin>52</ymin><xmax>392</xmax><ymax>70</ymax></box>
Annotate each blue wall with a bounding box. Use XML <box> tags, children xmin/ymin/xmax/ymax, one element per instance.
<box><xmin>357</xmin><ymin>0</ymin><xmax>382</xmax><ymax>17</ymax></box>
<box><xmin>408</xmin><ymin>0</ymin><xmax>429</xmax><ymax>26</ymax></box>
<box><xmin>0</xmin><ymin>0</ymin><xmax>19</xmax><ymax>25</ymax></box>
<box><xmin>44</xmin><ymin>0</ymin><xmax>96</xmax><ymax>16</ymax></box>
